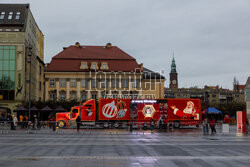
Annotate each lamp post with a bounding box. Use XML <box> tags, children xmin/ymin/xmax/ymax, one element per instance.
<box><xmin>28</xmin><ymin>46</ymin><xmax>32</xmax><ymax>121</ymax></box>
<box><xmin>205</xmin><ymin>91</ymin><xmax>209</xmax><ymax>116</ymax></box>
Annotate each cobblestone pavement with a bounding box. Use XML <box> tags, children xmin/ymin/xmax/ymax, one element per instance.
<box><xmin>0</xmin><ymin>128</ymin><xmax>249</xmax><ymax>167</ymax></box>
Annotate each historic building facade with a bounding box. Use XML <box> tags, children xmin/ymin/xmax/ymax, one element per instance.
<box><xmin>0</xmin><ymin>4</ymin><xmax>44</xmax><ymax>113</ymax></box>
<box><xmin>165</xmin><ymin>85</ymin><xmax>245</xmax><ymax>104</ymax></box>
<box><xmin>44</xmin><ymin>42</ymin><xmax>165</xmax><ymax>101</ymax></box>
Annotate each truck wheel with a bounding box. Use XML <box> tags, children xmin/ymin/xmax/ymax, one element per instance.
<box><xmin>103</xmin><ymin>123</ymin><xmax>109</xmax><ymax>128</ymax></box>
<box><xmin>113</xmin><ymin>122</ymin><xmax>119</xmax><ymax>128</ymax></box>
<box><xmin>173</xmin><ymin>121</ymin><xmax>180</xmax><ymax>129</ymax></box>
<box><xmin>58</xmin><ymin>120</ymin><xmax>66</xmax><ymax>128</ymax></box>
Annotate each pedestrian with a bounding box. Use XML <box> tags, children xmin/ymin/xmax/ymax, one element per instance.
<box><xmin>33</xmin><ymin>115</ymin><xmax>38</xmax><ymax>129</ymax></box>
<box><xmin>7</xmin><ymin>113</ymin><xmax>14</xmax><ymax>130</ymax></box>
<box><xmin>76</xmin><ymin>115</ymin><xmax>81</xmax><ymax>132</ymax></box>
<box><xmin>19</xmin><ymin>114</ymin><xmax>23</xmax><ymax>129</ymax></box>
<box><xmin>202</xmin><ymin>118</ymin><xmax>209</xmax><ymax>134</ymax></box>
<box><xmin>13</xmin><ymin>114</ymin><xmax>18</xmax><ymax>130</ymax></box>
<box><xmin>150</xmin><ymin>118</ymin><xmax>155</xmax><ymax>133</ymax></box>
<box><xmin>209</xmin><ymin>118</ymin><xmax>216</xmax><ymax>134</ymax></box>
<box><xmin>158</xmin><ymin>116</ymin><xmax>163</xmax><ymax>132</ymax></box>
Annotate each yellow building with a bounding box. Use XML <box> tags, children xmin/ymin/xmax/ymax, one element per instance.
<box><xmin>45</xmin><ymin>42</ymin><xmax>165</xmax><ymax>101</ymax></box>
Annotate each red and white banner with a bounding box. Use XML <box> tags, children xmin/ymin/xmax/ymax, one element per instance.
<box><xmin>99</xmin><ymin>99</ymin><xmax>130</xmax><ymax>120</ymax></box>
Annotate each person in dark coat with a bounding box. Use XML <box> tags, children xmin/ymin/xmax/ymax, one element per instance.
<box><xmin>76</xmin><ymin>115</ymin><xmax>81</xmax><ymax>132</ymax></box>
<box><xmin>209</xmin><ymin>119</ymin><xmax>216</xmax><ymax>134</ymax></box>
<box><xmin>150</xmin><ymin>118</ymin><xmax>155</xmax><ymax>133</ymax></box>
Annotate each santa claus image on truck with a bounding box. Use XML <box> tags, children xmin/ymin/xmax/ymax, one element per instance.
<box><xmin>170</xmin><ymin>100</ymin><xmax>199</xmax><ymax>120</ymax></box>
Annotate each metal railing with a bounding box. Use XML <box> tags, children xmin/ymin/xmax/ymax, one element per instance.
<box><xmin>0</xmin><ymin>120</ymin><xmax>247</xmax><ymax>134</ymax></box>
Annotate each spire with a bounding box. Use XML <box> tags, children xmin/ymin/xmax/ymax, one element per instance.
<box><xmin>171</xmin><ymin>52</ymin><xmax>176</xmax><ymax>73</ymax></box>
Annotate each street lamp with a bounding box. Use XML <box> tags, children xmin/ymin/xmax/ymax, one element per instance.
<box><xmin>28</xmin><ymin>46</ymin><xmax>32</xmax><ymax>121</ymax></box>
<box><xmin>205</xmin><ymin>91</ymin><xmax>209</xmax><ymax>115</ymax></box>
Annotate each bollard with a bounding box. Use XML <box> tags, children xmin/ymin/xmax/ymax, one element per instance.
<box><xmin>130</xmin><ymin>123</ymin><xmax>133</xmax><ymax>132</ymax></box>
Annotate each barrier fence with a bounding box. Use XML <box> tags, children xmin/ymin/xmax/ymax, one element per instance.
<box><xmin>0</xmin><ymin>120</ymin><xmax>246</xmax><ymax>134</ymax></box>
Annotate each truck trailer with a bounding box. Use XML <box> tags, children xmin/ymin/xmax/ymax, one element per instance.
<box><xmin>56</xmin><ymin>98</ymin><xmax>201</xmax><ymax>128</ymax></box>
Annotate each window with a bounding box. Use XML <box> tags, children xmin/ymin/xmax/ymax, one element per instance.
<box><xmin>91</xmin><ymin>94</ymin><xmax>97</xmax><ymax>99</ymax></box>
<box><xmin>70</xmin><ymin>79</ymin><xmax>76</xmax><ymax>87</ymax></box>
<box><xmin>70</xmin><ymin>91</ymin><xmax>76</xmax><ymax>99</ymax></box>
<box><xmin>81</xmin><ymin>79</ymin><xmax>86</xmax><ymax>87</ymax></box>
<box><xmin>132</xmin><ymin>80</ymin><xmax>138</xmax><ymax>88</ymax></box>
<box><xmin>101</xmin><ymin>79</ymin><xmax>106</xmax><ymax>88</ymax></box>
<box><xmin>59</xmin><ymin>91</ymin><xmax>66</xmax><ymax>100</ymax></box>
<box><xmin>49</xmin><ymin>79</ymin><xmax>55</xmax><ymax>87</ymax></box>
<box><xmin>91</xmin><ymin>79</ymin><xmax>97</xmax><ymax>88</ymax></box>
<box><xmin>49</xmin><ymin>91</ymin><xmax>56</xmax><ymax>100</ymax></box>
<box><xmin>80</xmin><ymin>62</ymin><xmax>87</xmax><ymax>69</ymax></box>
<box><xmin>60</xmin><ymin>79</ymin><xmax>66</xmax><ymax>87</ymax></box>
<box><xmin>8</xmin><ymin>12</ymin><xmax>13</xmax><ymax>19</ymax></box>
<box><xmin>112</xmin><ymin>79</ymin><xmax>118</xmax><ymax>88</ymax></box>
<box><xmin>0</xmin><ymin>45</ymin><xmax>16</xmax><ymax>100</ymax></box>
<box><xmin>101</xmin><ymin>63</ymin><xmax>108</xmax><ymax>70</ymax></box>
<box><xmin>122</xmin><ymin>79</ymin><xmax>128</xmax><ymax>88</ymax></box>
<box><xmin>15</xmin><ymin>12</ymin><xmax>20</xmax><ymax>19</ymax></box>
<box><xmin>92</xmin><ymin>64</ymin><xmax>97</xmax><ymax>70</ymax></box>
<box><xmin>0</xmin><ymin>12</ymin><xmax>5</xmax><ymax>19</ymax></box>
<box><xmin>91</xmin><ymin>62</ymin><xmax>98</xmax><ymax>70</ymax></box>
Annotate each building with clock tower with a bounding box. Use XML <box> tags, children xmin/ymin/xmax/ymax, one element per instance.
<box><xmin>169</xmin><ymin>57</ymin><xmax>178</xmax><ymax>89</ymax></box>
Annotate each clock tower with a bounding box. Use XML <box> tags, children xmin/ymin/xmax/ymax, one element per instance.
<box><xmin>169</xmin><ymin>57</ymin><xmax>178</xmax><ymax>89</ymax></box>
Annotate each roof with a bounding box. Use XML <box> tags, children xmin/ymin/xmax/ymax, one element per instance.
<box><xmin>45</xmin><ymin>44</ymin><xmax>140</xmax><ymax>72</ymax></box>
<box><xmin>143</xmin><ymin>67</ymin><xmax>165</xmax><ymax>79</ymax></box>
<box><xmin>0</xmin><ymin>4</ymin><xmax>29</xmax><ymax>30</ymax></box>
<box><xmin>41</xmin><ymin>106</ymin><xmax>52</xmax><ymax>111</ymax></box>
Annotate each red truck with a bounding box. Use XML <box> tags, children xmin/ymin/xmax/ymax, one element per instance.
<box><xmin>56</xmin><ymin>98</ymin><xmax>201</xmax><ymax>128</ymax></box>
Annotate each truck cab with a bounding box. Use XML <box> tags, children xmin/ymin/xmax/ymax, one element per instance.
<box><xmin>56</xmin><ymin>99</ymin><xmax>96</xmax><ymax>128</ymax></box>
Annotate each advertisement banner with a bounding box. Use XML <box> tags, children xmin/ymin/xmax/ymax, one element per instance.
<box><xmin>81</xmin><ymin>99</ymin><xmax>96</xmax><ymax>121</ymax></box>
<box><xmin>99</xmin><ymin>99</ymin><xmax>130</xmax><ymax>120</ymax></box>
<box><xmin>167</xmin><ymin>99</ymin><xmax>201</xmax><ymax>121</ymax></box>
<box><xmin>130</xmin><ymin>99</ymin><xmax>167</xmax><ymax>122</ymax></box>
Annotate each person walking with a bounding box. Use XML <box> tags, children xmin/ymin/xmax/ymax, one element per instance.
<box><xmin>19</xmin><ymin>114</ymin><xmax>23</xmax><ymax>129</ymax></box>
<box><xmin>150</xmin><ymin>118</ymin><xmax>155</xmax><ymax>133</ymax></box>
<box><xmin>13</xmin><ymin>114</ymin><xmax>18</xmax><ymax>130</ymax></box>
<box><xmin>202</xmin><ymin>118</ymin><xmax>209</xmax><ymax>134</ymax></box>
<box><xmin>158</xmin><ymin>116</ymin><xmax>163</xmax><ymax>132</ymax></box>
<box><xmin>76</xmin><ymin>115</ymin><xmax>81</xmax><ymax>132</ymax></box>
<box><xmin>209</xmin><ymin>119</ymin><xmax>216</xmax><ymax>134</ymax></box>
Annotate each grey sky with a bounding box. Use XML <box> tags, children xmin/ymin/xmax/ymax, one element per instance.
<box><xmin>4</xmin><ymin>0</ymin><xmax>250</xmax><ymax>89</ymax></box>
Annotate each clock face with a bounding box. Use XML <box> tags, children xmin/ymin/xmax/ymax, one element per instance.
<box><xmin>172</xmin><ymin>80</ymin><xmax>176</xmax><ymax>84</ymax></box>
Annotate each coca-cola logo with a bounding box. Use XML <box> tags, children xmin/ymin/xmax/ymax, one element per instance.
<box><xmin>102</xmin><ymin>101</ymin><xmax>118</xmax><ymax>118</ymax></box>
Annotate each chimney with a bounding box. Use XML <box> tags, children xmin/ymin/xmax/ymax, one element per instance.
<box><xmin>75</xmin><ymin>42</ymin><xmax>80</xmax><ymax>47</ymax></box>
<box><xmin>105</xmin><ymin>43</ymin><xmax>112</xmax><ymax>48</ymax></box>
<box><xmin>139</xmin><ymin>63</ymin><xmax>143</xmax><ymax>72</ymax></box>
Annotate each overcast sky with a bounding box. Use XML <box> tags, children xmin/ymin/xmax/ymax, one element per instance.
<box><xmin>4</xmin><ymin>0</ymin><xmax>250</xmax><ymax>89</ymax></box>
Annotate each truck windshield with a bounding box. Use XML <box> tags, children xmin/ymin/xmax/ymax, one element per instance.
<box><xmin>72</xmin><ymin>109</ymin><xmax>78</xmax><ymax>113</ymax></box>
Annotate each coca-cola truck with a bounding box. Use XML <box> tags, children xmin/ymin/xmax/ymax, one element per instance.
<box><xmin>56</xmin><ymin>98</ymin><xmax>201</xmax><ymax>128</ymax></box>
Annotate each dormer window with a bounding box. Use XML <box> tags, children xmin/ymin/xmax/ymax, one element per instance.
<box><xmin>8</xmin><ymin>12</ymin><xmax>13</xmax><ymax>20</ymax></box>
<box><xmin>91</xmin><ymin>62</ymin><xmax>98</xmax><ymax>70</ymax></box>
<box><xmin>0</xmin><ymin>12</ymin><xmax>5</xmax><ymax>19</ymax></box>
<box><xmin>101</xmin><ymin>62</ymin><xmax>108</xmax><ymax>70</ymax></box>
<box><xmin>15</xmin><ymin>12</ymin><xmax>20</xmax><ymax>20</ymax></box>
<box><xmin>80</xmin><ymin>62</ymin><xmax>88</xmax><ymax>70</ymax></box>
